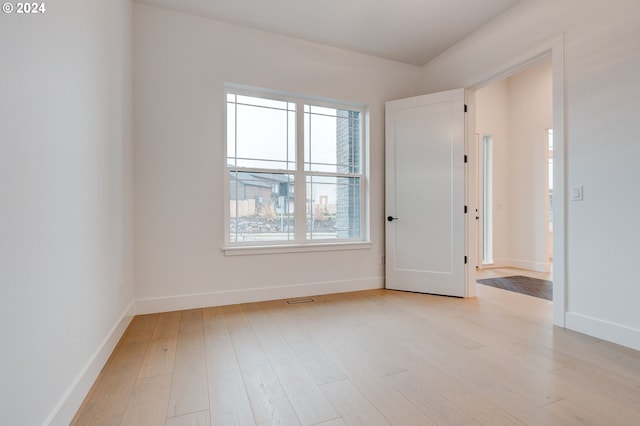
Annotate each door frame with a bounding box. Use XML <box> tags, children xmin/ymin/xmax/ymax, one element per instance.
<box><xmin>465</xmin><ymin>34</ymin><xmax>566</xmax><ymax>327</ymax></box>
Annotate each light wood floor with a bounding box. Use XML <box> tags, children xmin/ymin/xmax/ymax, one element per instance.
<box><xmin>73</xmin><ymin>282</ymin><xmax>640</xmax><ymax>425</ymax></box>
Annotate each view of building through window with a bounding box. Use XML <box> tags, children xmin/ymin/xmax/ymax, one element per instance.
<box><xmin>226</xmin><ymin>89</ymin><xmax>365</xmax><ymax>244</ymax></box>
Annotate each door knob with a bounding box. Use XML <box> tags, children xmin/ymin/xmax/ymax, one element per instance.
<box><xmin>387</xmin><ymin>216</ymin><xmax>398</xmax><ymax>222</ymax></box>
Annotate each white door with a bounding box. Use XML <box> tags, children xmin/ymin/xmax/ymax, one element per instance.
<box><xmin>385</xmin><ymin>89</ymin><xmax>467</xmax><ymax>297</ymax></box>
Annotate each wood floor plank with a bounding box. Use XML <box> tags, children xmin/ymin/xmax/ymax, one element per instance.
<box><xmin>313</xmin><ymin>418</ymin><xmax>346</xmax><ymax>426</ymax></box>
<box><xmin>137</xmin><ymin>337</ymin><xmax>177</xmax><ymax>378</ymax></box>
<box><xmin>316</xmin><ymin>337</ymin><xmax>436</xmax><ymax>426</ymax></box>
<box><xmin>550</xmin><ymin>369</ymin><xmax>640</xmax><ymax>425</ymax></box>
<box><xmin>399</xmin><ymin>337</ymin><xmax>567</xmax><ymax>425</ymax></box>
<box><xmin>71</xmin><ymin>315</ymin><xmax>158</xmax><ymax>425</ymax></box>
<box><xmin>383</xmin><ymin>299</ymin><xmax>565</xmax><ymax>410</ymax></box>
<box><xmin>586</xmin><ymin>340</ymin><xmax>640</xmax><ymax>381</ymax></box>
<box><xmin>152</xmin><ymin>311</ymin><xmax>182</xmax><ymax>340</ymax></box>
<box><xmin>362</xmin><ymin>294</ymin><xmax>487</xmax><ymax>353</ymax></box>
<box><xmin>475</xmin><ymin>340</ymin><xmax>565</xmax><ymax>373</ymax></box>
<box><xmin>516</xmin><ymin>338</ymin><xmax>598</xmax><ymax>373</ymax></box>
<box><xmin>386</xmin><ymin>369</ymin><xmax>525</xmax><ymax>426</ymax></box>
<box><xmin>288</xmin><ymin>338</ymin><xmax>346</xmax><ymax>385</ymax></box>
<box><xmin>243</xmin><ymin>303</ymin><xmax>339</xmax><ymax>425</ymax></box>
<box><xmin>203</xmin><ymin>306</ymin><xmax>255</xmax><ymax>426</ymax></box>
<box><xmin>294</xmin><ymin>297</ymin><xmax>435</xmax><ymax>424</ymax></box>
<box><xmin>311</xmin><ymin>294</ymin><xmax>366</xmax><ymax>330</ymax></box>
<box><xmin>317</xmin><ymin>299</ymin><xmax>522</xmax><ymax>425</ymax></box>
<box><xmin>320</xmin><ymin>379</ymin><xmax>390</xmax><ymax>426</ymax></box>
<box><xmin>543</xmin><ymin>398</ymin><xmax>615</xmax><ymax>426</ymax></box>
<box><xmin>167</xmin><ymin>309</ymin><xmax>209</xmax><ymax>418</ymax></box>
<box><xmin>553</xmin><ymin>362</ymin><xmax>640</xmax><ymax>409</ymax></box>
<box><xmin>258</xmin><ymin>300</ymin><xmax>312</xmax><ymax>344</ymax></box>
<box><xmin>223</xmin><ymin>304</ymin><xmax>301</xmax><ymax>425</ymax></box>
<box><xmin>465</xmin><ymin>344</ymin><xmax>565</xmax><ymax>406</ymax></box>
<box><xmin>308</xmin><ymin>299</ymin><xmax>410</xmax><ymax>378</ymax></box>
<box><xmin>384</xmin><ymin>371</ymin><xmax>480</xmax><ymax>425</ymax></box>
<box><xmin>120</xmin><ymin>374</ymin><xmax>172</xmax><ymax>426</ymax></box>
<box><xmin>415</xmin><ymin>307</ymin><xmax>521</xmax><ymax>349</ymax></box>
<box><xmin>259</xmin><ymin>299</ymin><xmax>350</xmax><ymax>389</ymax></box>
<box><xmin>124</xmin><ymin>314</ymin><xmax>160</xmax><ymax>345</ymax></box>
<box><xmin>166</xmin><ymin>410</ymin><xmax>211</xmax><ymax>426</ymax></box>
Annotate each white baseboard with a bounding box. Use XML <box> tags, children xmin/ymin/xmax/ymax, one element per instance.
<box><xmin>566</xmin><ymin>312</ymin><xmax>640</xmax><ymax>351</ymax></box>
<box><xmin>491</xmin><ymin>258</ymin><xmax>551</xmax><ymax>273</ymax></box>
<box><xmin>136</xmin><ymin>276</ymin><xmax>385</xmax><ymax>315</ymax></box>
<box><xmin>46</xmin><ymin>301</ymin><xmax>135</xmax><ymax>426</ymax></box>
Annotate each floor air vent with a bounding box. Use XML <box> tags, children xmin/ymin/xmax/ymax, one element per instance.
<box><xmin>286</xmin><ymin>298</ymin><xmax>315</xmax><ymax>304</ymax></box>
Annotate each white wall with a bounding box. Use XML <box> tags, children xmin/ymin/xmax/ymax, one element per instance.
<box><xmin>476</xmin><ymin>59</ymin><xmax>553</xmax><ymax>271</ymax></box>
<box><xmin>133</xmin><ymin>4</ymin><xmax>423</xmax><ymax>312</ymax></box>
<box><xmin>0</xmin><ymin>1</ymin><xmax>134</xmax><ymax>424</ymax></box>
<box><xmin>422</xmin><ymin>0</ymin><xmax>640</xmax><ymax>349</ymax></box>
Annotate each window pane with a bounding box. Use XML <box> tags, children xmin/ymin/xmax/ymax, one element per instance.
<box><xmin>306</xmin><ymin>175</ymin><xmax>361</xmax><ymax>240</ymax></box>
<box><xmin>227</xmin><ymin>104</ymin><xmax>236</xmax><ymax>160</ymax></box>
<box><xmin>305</xmin><ymin>107</ymin><xmax>360</xmax><ymax>173</ymax></box>
<box><xmin>229</xmin><ymin>171</ymin><xmax>294</xmax><ymax>242</ymax></box>
<box><xmin>237</xmin><ymin>95</ymin><xmax>288</xmax><ymax>110</ymax></box>
<box><xmin>227</xmin><ymin>95</ymin><xmax>296</xmax><ymax>170</ymax></box>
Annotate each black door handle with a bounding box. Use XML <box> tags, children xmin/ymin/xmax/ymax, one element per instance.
<box><xmin>387</xmin><ymin>216</ymin><xmax>398</xmax><ymax>222</ymax></box>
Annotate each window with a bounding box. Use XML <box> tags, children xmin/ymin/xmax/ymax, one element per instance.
<box><xmin>225</xmin><ymin>86</ymin><xmax>367</xmax><ymax>248</ymax></box>
<box><xmin>481</xmin><ymin>134</ymin><xmax>493</xmax><ymax>265</ymax></box>
<box><xmin>547</xmin><ymin>129</ymin><xmax>553</xmax><ymax>233</ymax></box>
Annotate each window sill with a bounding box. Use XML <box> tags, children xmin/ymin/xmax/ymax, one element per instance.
<box><xmin>223</xmin><ymin>241</ymin><xmax>372</xmax><ymax>256</ymax></box>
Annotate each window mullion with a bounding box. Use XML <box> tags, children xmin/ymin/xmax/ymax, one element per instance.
<box><xmin>294</xmin><ymin>101</ymin><xmax>306</xmax><ymax>242</ymax></box>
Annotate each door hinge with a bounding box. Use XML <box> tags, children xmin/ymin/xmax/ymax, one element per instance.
<box><xmin>464</xmin><ymin>205</ymin><xmax>468</xmax><ymax>214</ymax></box>
<box><xmin>464</xmin><ymin>104</ymin><xmax>468</xmax><ymax>113</ymax></box>
<box><xmin>464</xmin><ymin>155</ymin><xmax>468</xmax><ymax>163</ymax></box>
<box><xmin>464</xmin><ymin>256</ymin><xmax>468</xmax><ymax>264</ymax></box>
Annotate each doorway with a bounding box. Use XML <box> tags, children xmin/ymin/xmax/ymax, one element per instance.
<box><xmin>384</xmin><ymin>36</ymin><xmax>566</xmax><ymax>326</ymax></box>
<box><xmin>474</xmin><ymin>56</ymin><xmax>555</xmax><ymax>299</ymax></box>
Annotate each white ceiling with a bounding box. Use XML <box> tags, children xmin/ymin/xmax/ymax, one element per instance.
<box><xmin>137</xmin><ymin>0</ymin><xmax>523</xmax><ymax>66</ymax></box>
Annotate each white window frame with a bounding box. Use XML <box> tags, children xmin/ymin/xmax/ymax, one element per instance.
<box><xmin>223</xmin><ymin>84</ymin><xmax>370</xmax><ymax>255</ymax></box>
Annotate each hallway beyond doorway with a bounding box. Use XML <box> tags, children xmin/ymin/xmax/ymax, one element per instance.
<box><xmin>476</xmin><ymin>266</ymin><xmax>552</xmax><ymax>282</ymax></box>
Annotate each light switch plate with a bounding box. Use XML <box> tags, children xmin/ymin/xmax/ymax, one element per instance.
<box><xmin>571</xmin><ymin>185</ymin><xmax>583</xmax><ymax>201</ymax></box>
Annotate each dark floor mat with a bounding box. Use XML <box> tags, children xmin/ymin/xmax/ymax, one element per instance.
<box><xmin>476</xmin><ymin>275</ymin><xmax>553</xmax><ymax>301</ymax></box>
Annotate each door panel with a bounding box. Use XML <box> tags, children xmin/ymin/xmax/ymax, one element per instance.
<box><xmin>385</xmin><ymin>89</ymin><xmax>466</xmax><ymax>297</ymax></box>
